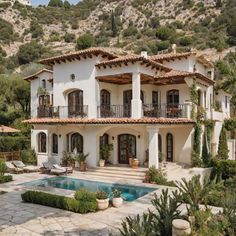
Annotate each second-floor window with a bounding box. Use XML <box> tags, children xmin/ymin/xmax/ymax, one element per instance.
<box><xmin>68</xmin><ymin>90</ymin><xmax>83</xmax><ymax>117</ymax></box>
<box><xmin>167</xmin><ymin>90</ymin><xmax>179</xmax><ymax>107</ymax></box>
<box><xmin>101</xmin><ymin>90</ymin><xmax>110</xmax><ymax>107</ymax></box>
<box><xmin>152</xmin><ymin>91</ymin><xmax>158</xmax><ymax>106</ymax></box>
<box><xmin>39</xmin><ymin>95</ymin><xmax>50</xmax><ymax>107</ymax></box>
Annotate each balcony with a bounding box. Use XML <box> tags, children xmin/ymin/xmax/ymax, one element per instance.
<box><xmin>143</xmin><ymin>104</ymin><xmax>188</xmax><ymax>118</ymax></box>
<box><xmin>97</xmin><ymin>103</ymin><xmax>190</xmax><ymax>119</ymax></box>
<box><xmin>37</xmin><ymin>105</ymin><xmax>88</xmax><ymax>118</ymax></box>
<box><xmin>97</xmin><ymin>105</ymin><xmax>131</xmax><ymax>118</ymax></box>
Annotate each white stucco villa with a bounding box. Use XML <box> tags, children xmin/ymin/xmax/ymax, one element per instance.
<box><xmin>23</xmin><ymin>47</ymin><xmax>233</xmax><ymax>169</ymax></box>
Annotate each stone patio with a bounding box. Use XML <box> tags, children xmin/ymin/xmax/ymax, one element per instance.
<box><xmin>0</xmin><ymin>172</ymin><xmax>168</xmax><ymax>236</ymax></box>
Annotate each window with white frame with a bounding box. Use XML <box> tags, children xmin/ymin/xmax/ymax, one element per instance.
<box><xmin>38</xmin><ymin>132</ymin><xmax>47</xmax><ymax>153</ymax></box>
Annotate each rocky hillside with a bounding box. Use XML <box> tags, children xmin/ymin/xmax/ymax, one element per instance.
<box><xmin>0</xmin><ymin>0</ymin><xmax>235</xmax><ymax>73</ymax></box>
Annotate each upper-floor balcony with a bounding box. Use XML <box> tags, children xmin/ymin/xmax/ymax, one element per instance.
<box><xmin>37</xmin><ymin>103</ymin><xmax>191</xmax><ymax>119</ymax></box>
<box><xmin>37</xmin><ymin>105</ymin><xmax>88</xmax><ymax>118</ymax></box>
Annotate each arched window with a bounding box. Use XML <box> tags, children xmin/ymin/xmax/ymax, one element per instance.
<box><xmin>52</xmin><ymin>133</ymin><xmax>58</xmax><ymax>154</ymax></box>
<box><xmin>166</xmin><ymin>133</ymin><xmax>173</xmax><ymax>162</ymax></box>
<box><xmin>100</xmin><ymin>90</ymin><xmax>111</xmax><ymax>117</ymax></box>
<box><xmin>38</xmin><ymin>132</ymin><xmax>46</xmax><ymax>153</ymax></box>
<box><xmin>68</xmin><ymin>133</ymin><xmax>83</xmax><ymax>153</ymax></box>
<box><xmin>167</xmin><ymin>90</ymin><xmax>179</xmax><ymax>106</ymax></box>
<box><xmin>68</xmin><ymin>90</ymin><xmax>83</xmax><ymax>117</ymax></box>
<box><xmin>42</xmin><ymin>79</ymin><xmax>46</xmax><ymax>89</ymax></box>
<box><xmin>158</xmin><ymin>134</ymin><xmax>162</xmax><ymax>153</ymax></box>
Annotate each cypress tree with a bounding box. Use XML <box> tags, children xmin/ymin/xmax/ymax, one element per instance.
<box><xmin>202</xmin><ymin>129</ymin><xmax>211</xmax><ymax>167</ymax></box>
<box><xmin>217</xmin><ymin>126</ymin><xmax>229</xmax><ymax>160</ymax></box>
<box><xmin>111</xmin><ymin>10</ymin><xmax>117</xmax><ymax>37</ymax></box>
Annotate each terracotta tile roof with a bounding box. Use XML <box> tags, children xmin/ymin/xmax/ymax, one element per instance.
<box><xmin>157</xmin><ymin>70</ymin><xmax>214</xmax><ymax>85</ymax></box>
<box><xmin>96</xmin><ymin>55</ymin><xmax>171</xmax><ymax>72</ymax></box>
<box><xmin>24</xmin><ymin>69</ymin><xmax>53</xmax><ymax>81</ymax></box>
<box><xmin>39</xmin><ymin>47</ymin><xmax>118</xmax><ymax>65</ymax></box>
<box><xmin>23</xmin><ymin>117</ymin><xmax>195</xmax><ymax>125</ymax></box>
<box><xmin>196</xmin><ymin>55</ymin><xmax>214</xmax><ymax>68</ymax></box>
<box><xmin>149</xmin><ymin>52</ymin><xmax>195</xmax><ymax>62</ymax></box>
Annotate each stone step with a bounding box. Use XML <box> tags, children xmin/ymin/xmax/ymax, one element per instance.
<box><xmin>88</xmin><ymin>168</ymin><xmax>146</xmax><ymax>177</ymax></box>
<box><xmin>84</xmin><ymin>171</ymin><xmax>144</xmax><ymax>180</ymax></box>
<box><xmin>91</xmin><ymin>166</ymin><xmax>147</xmax><ymax>173</ymax></box>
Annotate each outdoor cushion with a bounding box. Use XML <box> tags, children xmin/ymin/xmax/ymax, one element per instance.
<box><xmin>13</xmin><ymin>161</ymin><xmax>26</xmax><ymax>168</ymax></box>
<box><xmin>53</xmin><ymin>164</ymin><xmax>65</xmax><ymax>170</ymax></box>
<box><xmin>50</xmin><ymin>169</ymin><xmax>66</xmax><ymax>174</ymax></box>
<box><xmin>5</xmin><ymin>162</ymin><xmax>15</xmax><ymax>169</ymax></box>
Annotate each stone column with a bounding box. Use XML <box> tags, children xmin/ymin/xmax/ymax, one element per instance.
<box><xmin>131</xmin><ymin>72</ymin><xmax>142</xmax><ymax>118</ymax></box>
<box><xmin>147</xmin><ymin>127</ymin><xmax>159</xmax><ymax>169</ymax></box>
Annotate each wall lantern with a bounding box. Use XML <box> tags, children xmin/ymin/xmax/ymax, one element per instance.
<box><xmin>112</xmin><ymin>136</ymin><xmax>115</xmax><ymax>140</ymax></box>
<box><xmin>70</xmin><ymin>74</ymin><xmax>75</xmax><ymax>82</ymax></box>
<box><xmin>138</xmin><ymin>135</ymin><xmax>141</xmax><ymax>139</ymax></box>
<box><xmin>59</xmin><ymin>134</ymin><xmax>62</xmax><ymax>138</ymax></box>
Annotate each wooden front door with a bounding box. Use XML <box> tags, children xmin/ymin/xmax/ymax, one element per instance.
<box><xmin>118</xmin><ymin>134</ymin><xmax>136</xmax><ymax>164</ymax></box>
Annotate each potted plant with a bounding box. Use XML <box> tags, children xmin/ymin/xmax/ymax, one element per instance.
<box><xmin>112</xmin><ymin>189</ymin><xmax>123</xmax><ymax>208</ymax></box>
<box><xmin>62</xmin><ymin>151</ymin><xmax>75</xmax><ymax>168</ymax></box>
<box><xmin>100</xmin><ymin>144</ymin><xmax>113</xmax><ymax>167</ymax></box>
<box><xmin>75</xmin><ymin>153</ymin><xmax>89</xmax><ymax>172</ymax></box>
<box><xmin>96</xmin><ymin>190</ymin><xmax>109</xmax><ymax>210</ymax></box>
<box><xmin>132</xmin><ymin>158</ymin><xmax>140</xmax><ymax>169</ymax></box>
<box><xmin>129</xmin><ymin>156</ymin><xmax>134</xmax><ymax>167</ymax></box>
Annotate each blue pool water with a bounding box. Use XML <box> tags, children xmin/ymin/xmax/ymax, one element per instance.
<box><xmin>23</xmin><ymin>177</ymin><xmax>157</xmax><ymax>201</ymax></box>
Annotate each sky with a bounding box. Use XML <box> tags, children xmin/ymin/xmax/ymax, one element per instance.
<box><xmin>32</xmin><ymin>0</ymin><xmax>80</xmax><ymax>6</ymax></box>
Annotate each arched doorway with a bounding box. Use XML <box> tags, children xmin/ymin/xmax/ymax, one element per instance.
<box><xmin>100</xmin><ymin>90</ymin><xmax>111</xmax><ymax>117</ymax></box>
<box><xmin>166</xmin><ymin>133</ymin><xmax>173</xmax><ymax>162</ymax></box>
<box><xmin>68</xmin><ymin>90</ymin><xmax>83</xmax><ymax>117</ymax></box>
<box><xmin>66</xmin><ymin>132</ymin><xmax>83</xmax><ymax>153</ymax></box>
<box><xmin>118</xmin><ymin>134</ymin><xmax>136</xmax><ymax>164</ymax></box>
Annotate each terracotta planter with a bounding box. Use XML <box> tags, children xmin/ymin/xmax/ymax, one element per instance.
<box><xmin>112</xmin><ymin>197</ymin><xmax>123</xmax><ymax>208</ymax></box>
<box><xmin>96</xmin><ymin>198</ymin><xmax>109</xmax><ymax>210</ymax></box>
<box><xmin>99</xmin><ymin>160</ymin><xmax>105</xmax><ymax>167</ymax></box>
<box><xmin>132</xmin><ymin>159</ymin><xmax>140</xmax><ymax>169</ymax></box>
<box><xmin>79</xmin><ymin>162</ymin><xmax>87</xmax><ymax>172</ymax></box>
<box><xmin>129</xmin><ymin>157</ymin><xmax>133</xmax><ymax>166</ymax></box>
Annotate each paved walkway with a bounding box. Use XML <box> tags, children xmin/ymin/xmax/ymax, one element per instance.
<box><xmin>0</xmin><ymin>172</ymin><xmax>166</xmax><ymax>236</ymax></box>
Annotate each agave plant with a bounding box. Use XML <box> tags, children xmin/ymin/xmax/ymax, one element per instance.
<box><xmin>120</xmin><ymin>213</ymin><xmax>154</xmax><ymax>236</ymax></box>
<box><xmin>176</xmin><ymin>175</ymin><xmax>212</xmax><ymax>214</ymax></box>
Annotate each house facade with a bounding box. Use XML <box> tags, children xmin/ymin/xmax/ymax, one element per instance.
<box><xmin>24</xmin><ymin>48</ymin><xmax>232</xmax><ymax>168</ymax></box>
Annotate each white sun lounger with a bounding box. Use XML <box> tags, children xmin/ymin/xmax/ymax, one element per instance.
<box><xmin>12</xmin><ymin>161</ymin><xmax>39</xmax><ymax>172</ymax></box>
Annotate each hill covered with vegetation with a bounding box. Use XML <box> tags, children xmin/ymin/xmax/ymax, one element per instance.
<box><xmin>0</xmin><ymin>0</ymin><xmax>235</xmax><ymax>74</ymax></box>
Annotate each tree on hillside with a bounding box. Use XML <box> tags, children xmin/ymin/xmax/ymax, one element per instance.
<box><xmin>48</xmin><ymin>0</ymin><xmax>63</xmax><ymax>7</ymax></box>
<box><xmin>76</xmin><ymin>34</ymin><xmax>95</xmax><ymax>50</ymax></box>
<box><xmin>64</xmin><ymin>0</ymin><xmax>71</xmax><ymax>9</ymax></box>
<box><xmin>111</xmin><ymin>10</ymin><xmax>117</xmax><ymax>37</ymax></box>
<box><xmin>17</xmin><ymin>42</ymin><xmax>46</xmax><ymax>65</ymax></box>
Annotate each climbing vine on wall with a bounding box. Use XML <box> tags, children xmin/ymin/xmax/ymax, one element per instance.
<box><xmin>190</xmin><ymin>79</ymin><xmax>198</xmax><ymax>121</ymax></box>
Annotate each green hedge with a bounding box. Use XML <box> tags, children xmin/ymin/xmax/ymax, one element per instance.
<box><xmin>0</xmin><ymin>175</ymin><xmax>13</xmax><ymax>183</ymax></box>
<box><xmin>0</xmin><ymin>136</ymin><xmax>30</xmax><ymax>152</ymax></box>
<box><xmin>212</xmin><ymin>160</ymin><xmax>236</xmax><ymax>180</ymax></box>
<box><xmin>21</xmin><ymin>191</ymin><xmax>97</xmax><ymax>214</ymax></box>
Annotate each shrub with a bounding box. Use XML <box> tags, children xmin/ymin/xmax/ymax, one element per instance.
<box><xmin>179</xmin><ymin>36</ymin><xmax>192</xmax><ymax>46</ymax></box>
<box><xmin>212</xmin><ymin>159</ymin><xmax>236</xmax><ymax>180</ymax></box>
<box><xmin>74</xmin><ymin>188</ymin><xmax>96</xmax><ymax>202</ymax></box>
<box><xmin>64</xmin><ymin>32</ymin><xmax>75</xmax><ymax>43</ymax></box>
<box><xmin>21</xmin><ymin>191</ymin><xmax>97</xmax><ymax>214</ymax></box>
<box><xmin>96</xmin><ymin>190</ymin><xmax>108</xmax><ymax>199</ymax></box>
<box><xmin>123</xmin><ymin>25</ymin><xmax>138</xmax><ymax>37</ymax></box>
<box><xmin>217</xmin><ymin>126</ymin><xmax>229</xmax><ymax>160</ymax></box>
<box><xmin>0</xmin><ymin>18</ymin><xmax>14</xmax><ymax>43</ymax></box>
<box><xmin>76</xmin><ymin>34</ymin><xmax>95</xmax><ymax>50</ymax></box>
<box><xmin>0</xmin><ymin>175</ymin><xmax>13</xmax><ymax>183</ymax></box>
<box><xmin>21</xmin><ymin>149</ymin><xmax>37</xmax><ymax>165</ymax></box>
<box><xmin>0</xmin><ymin>160</ymin><xmax>7</xmax><ymax>176</ymax></box>
<box><xmin>156</xmin><ymin>26</ymin><xmax>175</xmax><ymax>40</ymax></box>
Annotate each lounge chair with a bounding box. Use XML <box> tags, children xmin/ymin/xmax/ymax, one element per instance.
<box><xmin>42</xmin><ymin>162</ymin><xmax>66</xmax><ymax>175</ymax></box>
<box><xmin>12</xmin><ymin>161</ymin><xmax>39</xmax><ymax>173</ymax></box>
<box><xmin>53</xmin><ymin>164</ymin><xmax>73</xmax><ymax>174</ymax></box>
<box><xmin>5</xmin><ymin>161</ymin><xmax>24</xmax><ymax>174</ymax></box>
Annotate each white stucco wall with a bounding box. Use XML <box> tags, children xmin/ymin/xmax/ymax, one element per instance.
<box><xmin>30</xmin><ymin>72</ymin><xmax>53</xmax><ymax>118</ymax></box>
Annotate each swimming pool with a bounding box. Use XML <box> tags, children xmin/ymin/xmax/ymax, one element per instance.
<box><xmin>22</xmin><ymin>177</ymin><xmax>157</xmax><ymax>202</ymax></box>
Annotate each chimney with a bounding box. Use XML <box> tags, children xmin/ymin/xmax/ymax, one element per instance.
<box><xmin>172</xmin><ymin>44</ymin><xmax>177</xmax><ymax>54</ymax></box>
<box><xmin>141</xmin><ymin>51</ymin><xmax>148</xmax><ymax>59</ymax></box>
